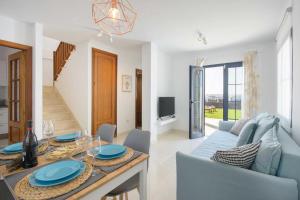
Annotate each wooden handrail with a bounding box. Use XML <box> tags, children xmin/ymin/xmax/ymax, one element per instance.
<box><xmin>53</xmin><ymin>42</ymin><xmax>75</xmax><ymax>81</ymax></box>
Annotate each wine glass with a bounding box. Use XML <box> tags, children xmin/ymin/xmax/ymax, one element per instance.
<box><xmin>87</xmin><ymin>147</ymin><xmax>98</xmax><ymax>176</ymax></box>
<box><xmin>43</xmin><ymin>120</ymin><xmax>54</xmax><ymax>143</ymax></box>
<box><xmin>75</xmin><ymin>130</ymin><xmax>89</xmax><ymax>161</ymax></box>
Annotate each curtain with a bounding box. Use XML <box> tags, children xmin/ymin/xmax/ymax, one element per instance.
<box><xmin>243</xmin><ymin>51</ymin><xmax>259</xmax><ymax>118</ymax></box>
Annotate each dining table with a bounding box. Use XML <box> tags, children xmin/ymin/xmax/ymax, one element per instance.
<box><xmin>0</xmin><ymin>138</ymin><xmax>149</xmax><ymax>200</ymax></box>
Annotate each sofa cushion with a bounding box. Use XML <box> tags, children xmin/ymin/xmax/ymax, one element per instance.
<box><xmin>230</xmin><ymin>118</ymin><xmax>249</xmax><ymax>136</ymax></box>
<box><xmin>252</xmin><ymin>126</ymin><xmax>281</xmax><ymax>175</ymax></box>
<box><xmin>236</xmin><ymin>119</ymin><xmax>257</xmax><ymax>146</ymax></box>
<box><xmin>191</xmin><ymin>130</ymin><xmax>237</xmax><ymax>159</ymax></box>
<box><xmin>211</xmin><ymin>142</ymin><xmax>261</xmax><ymax>169</ymax></box>
<box><xmin>252</xmin><ymin>116</ymin><xmax>280</xmax><ymax>143</ymax></box>
<box><xmin>255</xmin><ymin>112</ymin><xmax>270</xmax><ymax>122</ymax></box>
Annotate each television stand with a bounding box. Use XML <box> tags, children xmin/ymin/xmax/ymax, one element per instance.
<box><xmin>158</xmin><ymin>116</ymin><xmax>177</xmax><ymax>126</ymax></box>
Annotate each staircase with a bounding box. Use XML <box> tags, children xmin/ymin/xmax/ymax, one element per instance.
<box><xmin>53</xmin><ymin>42</ymin><xmax>75</xmax><ymax>81</ymax></box>
<box><xmin>43</xmin><ymin>86</ymin><xmax>81</xmax><ymax>135</ymax></box>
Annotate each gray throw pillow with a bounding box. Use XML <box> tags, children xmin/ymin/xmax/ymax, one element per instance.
<box><xmin>230</xmin><ymin>118</ymin><xmax>250</xmax><ymax>136</ymax></box>
<box><xmin>255</xmin><ymin>112</ymin><xmax>270</xmax><ymax>122</ymax></box>
<box><xmin>252</xmin><ymin>116</ymin><xmax>280</xmax><ymax>143</ymax></box>
<box><xmin>211</xmin><ymin>142</ymin><xmax>261</xmax><ymax>169</ymax></box>
<box><xmin>252</xmin><ymin>126</ymin><xmax>281</xmax><ymax>175</ymax></box>
<box><xmin>236</xmin><ymin>119</ymin><xmax>257</xmax><ymax>146</ymax></box>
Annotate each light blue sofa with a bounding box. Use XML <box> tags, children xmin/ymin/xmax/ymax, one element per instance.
<box><xmin>177</xmin><ymin>121</ymin><xmax>300</xmax><ymax>200</ymax></box>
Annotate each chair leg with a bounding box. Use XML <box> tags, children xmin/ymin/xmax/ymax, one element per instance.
<box><xmin>120</xmin><ymin>193</ymin><xmax>124</xmax><ymax>200</ymax></box>
<box><xmin>113</xmin><ymin>196</ymin><xmax>117</xmax><ymax>200</ymax></box>
<box><xmin>101</xmin><ymin>197</ymin><xmax>107</xmax><ymax>200</ymax></box>
<box><xmin>125</xmin><ymin>192</ymin><xmax>128</xmax><ymax>200</ymax></box>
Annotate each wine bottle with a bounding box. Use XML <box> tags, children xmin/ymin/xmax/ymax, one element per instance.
<box><xmin>22</xmin><ymin>120</ymin><xmax>38</xmax><ymax>168</ymax></box>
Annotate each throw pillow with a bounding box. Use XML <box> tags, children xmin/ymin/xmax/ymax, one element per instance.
<box><xmin>230</xmin><ymin>118</ymin><xmax>250</xmax><ymax>136</ymax></box>
<box><xmin>236</xmin><ymin>119</ymin><xmax>257</xmax><ymax>146</ymax></box>
<box><xmin>211</xmin><ymin>142</ymin><xmax>261</xmax><ymax>169</ymax></box>
<box><xmin>252</xmin><ymin>126</ymin><xmax>282</xmax><ymax>175</ymax></box>
<box><xmin>255</xmin><ymin>112</ymin><xmax>270</xmax><ymax>122</ymax></box>
<box><xmin>252</xmin><ymin>116</ymin><xmax>280</xmax><ymax>143</ymax></box>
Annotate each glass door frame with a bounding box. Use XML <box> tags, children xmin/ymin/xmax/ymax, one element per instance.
<box><xmin>204</xmin><ymin>61</ymin><xmax>243</xmax><ymax>121</ymax></box>
<box><xmin>189</xmin><ymin>65</ymin><xmax>205</xmax><ymax>139</ymax></box>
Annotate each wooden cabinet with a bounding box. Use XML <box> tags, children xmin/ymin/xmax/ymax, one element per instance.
<box><xmin>0</xmin><ymin>108</ymin><xmax>8</xmax><ymax>134</ymax></box>
<box><xmin>0</xmin><ymin>60</ymin><xmax>8</xmax><ymax>86</ymax></box>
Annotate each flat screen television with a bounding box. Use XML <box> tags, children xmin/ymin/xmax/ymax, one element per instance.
<box><xmin>158</xmin><ymin>97</ymin><xmax>175</xmax><ymax>118</ymax></box>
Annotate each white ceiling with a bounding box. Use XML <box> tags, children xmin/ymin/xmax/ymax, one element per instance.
<box><xmin>0</xmin><ymin>0</ymin><xmax>289</xmax><ymax>52</ymax></box>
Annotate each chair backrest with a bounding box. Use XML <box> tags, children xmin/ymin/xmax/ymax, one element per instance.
<box><xmin>123</xmin><ymin>129</ymin><xmax>150</xmax><ymax>154</ymax></box>
<box><xmin>0</xmin><ymin>179</ymin><xmax>17</xmax><ymax>200</ymax></box>
<box><xmin>96</xmin><ymin>124</ymin><xmax>116</xmax><ymax>143</ymax></box>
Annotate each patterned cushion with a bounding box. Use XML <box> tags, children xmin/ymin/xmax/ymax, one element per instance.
<box><xmin>211</xmin><ymin>142</ymin><xmax>261</xmax><ymax>169</ymax></box>
<box><xmin>230</xmin><ymin>118</ymin><xmax>250</xmax><ymax>136</ymax></box>
<box><xmin>236</xmin><ymin>119</ymin><xmax>257</xmax><ymax>146</ymax></box>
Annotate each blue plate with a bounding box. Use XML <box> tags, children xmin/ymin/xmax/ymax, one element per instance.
<box><xmin>0</xmin><ymin>148</ymin><xmax>22</xmax><ymax>155</ymax></box>
<box><xmin>96</xmin><ymin>149</ymin><xmax>127</xmax><ymax>160</ymax></box>
<box><xmin>3</xmin><ymin>142</ymin><xmax>22</xmax><ymax>152</ymax></box>
<box><xmin>34</xmin><ymin>160</ymin><xmax>82</xmax><ymax>182</ymax></box>
<box><xmin>55</xmin><ymin>133</ymin><xmax>79</xmax><ymax>141</ymax></box>
<box><xmin>98</xmin><ymin>144</ymin><xmax>126</xmax><ymax>157</ymax></box>
<box><xmin>29</xmin><ymin>162</ymin><xmax>86</xmax><ymax>187</ymax></box>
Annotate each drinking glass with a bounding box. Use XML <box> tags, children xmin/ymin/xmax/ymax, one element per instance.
<box><xmin>75</xmin><ymin>130</ymin><xmax>89</xmax><ymax>161</ymax></box>
<box><xmin>43</xmin><ymin>120</ymin><xmax>54</xmax><ymax>141</ymax></box>
<box><xmin>87</xmin><ymin>146</ymin><xmax>99</xmax><ymax>176</ymax></box>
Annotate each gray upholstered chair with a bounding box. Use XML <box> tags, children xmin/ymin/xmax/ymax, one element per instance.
<box><xmin>96</xmin><ymin>124</ymin><xmax>116</xmax><ymax>143</ymax></box>
<box><xmin>0</xmin><ymin>178</ymin><xmax>17</xmax><ymax>200</ymax></box>
<box><xmin>105</xmin><ymin>129</ymin><xmax>150</xmax><ymax>200</ymax></box>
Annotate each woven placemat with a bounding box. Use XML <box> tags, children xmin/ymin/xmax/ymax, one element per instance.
<box><xmin>49</xmin><ymin>138</ymin><xmax>76</xmax><ymax>147</ymax></box>
<box><xmin>14</xmin><ymin>162</ymin><xmax>93</xmax><ymax>200</ymax></box>
<box><xmin>0</xmin><ymin>142</ymin><xmax>49</xmax><ymax>160</ymax></box>
<box><xmin>84</xmin><ymin>147</ymin><xmax>134</xmax><ymax>167</ymax></box>
<box><xmin>44</xmin><ymin>145</ymin><xmax>84</xmax><ymax>161</ymax></box>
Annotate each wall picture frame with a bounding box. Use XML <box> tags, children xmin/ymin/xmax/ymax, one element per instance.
<box><xmin>122</xmin><ymin>75</ymin><xmax>132</xmax><ymax>92</ymax></box>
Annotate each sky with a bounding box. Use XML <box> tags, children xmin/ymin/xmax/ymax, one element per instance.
<box><xmin>205</xmin><ymin>67</ymin><xmax>243</xmax><ymax>96</ymax></box>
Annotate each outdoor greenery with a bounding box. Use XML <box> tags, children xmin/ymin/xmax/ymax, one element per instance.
<box><xmin>205</xmin><ymin>108</ymin><xmax>241</xmax><ymax>120</ymax></box>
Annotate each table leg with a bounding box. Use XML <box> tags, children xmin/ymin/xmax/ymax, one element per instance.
<box><xmin>138</xmin><ymin>161</ymin><xmax>148</xmax><ymax>200</ymax></box>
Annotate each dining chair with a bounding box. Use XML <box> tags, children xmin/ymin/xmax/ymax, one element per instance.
<box><xmin>0</xmin><ymin>178</ymin><xmax>17</xmax><ymax>200</ymax></box>
<box><xmin>96</xmin><ymin>124</ymin><xmax>117</xmax><ymax>143</ymax></box>
<box><xmin>103</xmin><ymin>129</ymin><xmax>150</xmax><ymax>200</ymax></box>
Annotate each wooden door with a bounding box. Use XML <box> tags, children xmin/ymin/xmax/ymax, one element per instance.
<box><xmin>92</xmin><ymin>49</ymin><xmax>117</xmax><ymax>135</ymax></box>
<box><xmin>8</xmin><ymin>51</ymin><xmax>26</xmax><ymax>143</ymax></box>
<box><xmin>135</xmin><ymin>69</ymin><xmax>142</xmax><ymax>128</ymax></box>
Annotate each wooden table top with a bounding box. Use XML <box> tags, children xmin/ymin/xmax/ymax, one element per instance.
<box><xmin>0</xmin><ymin>140</ymin><xmax>149</xmax><ymax>199</ymax></box>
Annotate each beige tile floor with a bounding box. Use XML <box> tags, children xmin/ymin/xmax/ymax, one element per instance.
<box><xmin>111</xmin><ymin>126</ymin><xmax>216</xmax><ymax>200</ymax></box>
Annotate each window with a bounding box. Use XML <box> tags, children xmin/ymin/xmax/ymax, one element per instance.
<box><xmin>277</xmin><ymin>32</ymin><xmax>292</xmax><ymax>126</ymax></box>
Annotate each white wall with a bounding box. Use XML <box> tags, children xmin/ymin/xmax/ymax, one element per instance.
<box><xmin>156</xmin><ymin>49</ymin><xmax>174</xmax><ymax>134</ymax></box>
<box><xmin>291</xmin><ymin>0</ymin><xmax>300</xmax><ymax>144</ymax></box>
<box><xmin>55</xmin><ymin>41</ymin><xmax>89</xmax><ymax>131</ymax></box>
<box><xmin>0</xmin><ymin>16</ymin><xmax>43</xmax><ymax>139</ymax></box>
<box><xmin>43</xmin><ymin>58</ymin><xmax>53</xmax><ymax>86</ymax></box>
<box><xmin>42</xmin><ymin>37</ymin><xmax>59</xmax><ymax>86</ymax></box>
<box><xmin>171</xmin><ymin>41</ymin><xmax>277</xmax><ymax>132</ymax></box>
<box><xmin>55</xmin><ymin>39</ymin><xmax>142</xmax><ymax>135</ymax></box>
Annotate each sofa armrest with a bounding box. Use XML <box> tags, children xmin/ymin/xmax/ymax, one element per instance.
<box><xmin>219</xmin><ymin>120</ymin><xmax>235</xmax><ymax>131</ymax></box>
<box><xmin>176</xmin><ymin>152</ymin><xmax>298</xmax><ymax>200</ymax></box>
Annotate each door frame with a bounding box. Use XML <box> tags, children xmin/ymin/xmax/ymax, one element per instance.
<box><xmin>91</xmin><ymin>48</ymin><xmax>118</xmax><ymax>136</ymax></box>
<box><xmin>135</xmin><ymin>68</ymin><xmax>142</xmax><ymax>128</ymax></box>
<box><xmin>189</xmin><ymin>65</ymin><xmax>205</xmax><ymax>139</ymax></box>
<box><xmin>204</xmin><ymin>61</ymin><xmax>243</xmax><ymax>121</ymax></box>
<box><xmin>0</xmin><ymin>39</ymin><xmax>32</xmax><ymax>142</ymax></box>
